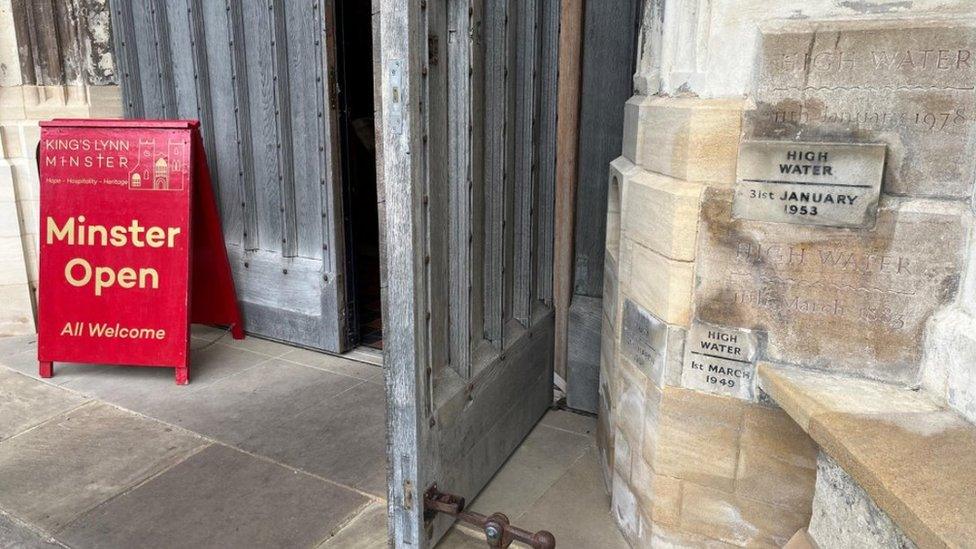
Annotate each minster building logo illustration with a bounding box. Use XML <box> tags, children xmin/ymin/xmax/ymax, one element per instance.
<box><xmin>129</xmin><ymin>139</ymin><xmax>186</xmax><ymax>191</ymax></box>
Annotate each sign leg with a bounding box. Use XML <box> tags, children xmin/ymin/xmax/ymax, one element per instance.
<box><xmin>230</xmin><ymin>323</ymin><xmax>244</xmax><ymax>340</ymax></box>
<box><xmin>175</xmin><ymin>366</ymin><xmax>189</xmax><ymax>385</ymax></box>
<box><xmin>39</xmin><ymin>361</ymin><xmax>53</xmax><ymax>378</ymax></box>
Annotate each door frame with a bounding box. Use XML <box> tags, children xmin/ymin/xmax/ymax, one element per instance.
<box><xmin>375</xmin><ymin>1</ymin><xmax>429</xmax><ymax>546</ymax></box>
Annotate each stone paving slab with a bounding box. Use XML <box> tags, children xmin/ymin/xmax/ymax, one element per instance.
<box><xmin>538</xmin><ymin>409</ymin><xmax>597</xmax><ymax>436</ymax></box>
<box><xmin>133</xmin><ymin>358</ymin><xmax>363</xmax><ymax>435</ymax></box>
<box><xmin>0</xmin><ymin>402</ymin><xmax>206</xmax><ymax>533</ymax></box>
<box><xmin>0</xmin><ymin>368</ymin><xmax>87</xmax><ymax>441</ymax></box>
<box><xmin>317</xmin><ymin>501</ymin><xmax>387</xmax><ymax>548</ymax></box>
<box><xmin>58</xmin><ymin>444</ymin><xmax>371</xmax><ymax>549</ymax></box>
<box><xmin>280</xmin><ymin>347</ymin><xmax>384</xmax><ymax>383</ymax></box>
<box><xmin>240</xmin><ymin>379</ymin><xmax>388</xmax><ymax>496</ymax></box>
<box><xmin>55</xmin><ymin>343</ymin><xmax>272</xmax><ymax>414</ymax></box>
<box><xmin>514</xmin><ymin>446</ymin><xmax>628</xmax><ymax>549</ymax></box>
<box><xmin>0</xmin><ymin>511</ymin><xmax>61</xmax><ymax>548</ymax></box>
<box><xmin>467</xmin><ymin>421</ymin><xmax>593</xmax><ymax>520</ymax></box>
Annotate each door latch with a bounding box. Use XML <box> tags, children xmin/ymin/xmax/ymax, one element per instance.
<box><xmin>424</xmin><ymin>485</ymin><xmax>556</xmax><ymax>548</ymax></box>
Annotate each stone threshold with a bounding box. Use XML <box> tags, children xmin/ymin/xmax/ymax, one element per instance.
<box><xmin>758</xmin><ymin>362</ymin><xmax>976</xmax><ymax>549</ymax></box>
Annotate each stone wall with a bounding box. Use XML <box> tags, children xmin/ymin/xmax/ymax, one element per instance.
<box><xmin>602</xmin><ymin>95</ymin><xmax>820</xmax><ymax>549</ymax></box>
<box><xmin>808</xmin><ymin>453</ymin><xmax>916</xmax><ymax>549</ymax></box>
<box><xmin>0</xmin><ymin>0</ymin><xmax>121</xmax><ymax>335</ymax></box>
<box><xmin>601</xmin><ymin>1</ymin><xmax>976</xmax><ymax>546</ymax></box>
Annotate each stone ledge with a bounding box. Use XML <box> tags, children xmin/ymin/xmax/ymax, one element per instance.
<box><xmin>758</xmin><ymin>363</ymin><xmax>976</xmax><ymax>549</ymax></box>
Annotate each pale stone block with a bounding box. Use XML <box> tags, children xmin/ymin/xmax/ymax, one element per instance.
<box><xmin>0</xmin><ymin>0</ymin><xmax>21</xmax><ymax>88</ymax></box>
<box><xmin>602</xmin><ymin>254</ymin><xmax>619</xmax><ymax>331</ymax></box>
<box><xmin>611</xmin><ymin>471</ymin><xmax>641</xmax><ymax>544</ymax></box>
<box><xmin>21</xmin><ymin>232</ymin><xmax>38</xmax><ymax>287</ymax></box>
<box><xmin>647</xmin><ymin>387</ymin><xmax>744</xmax><ymax>492</ymax></box>
<box><xmin>620</xmin><ymin>237</ymin><xmax>695</xmax><ymax>327</ymax></box>
<box><xmin>641</xmin><ymin>381</ymin><xmax>662</xmax><ymax>464</ymax></box>
<box><xmin>739</xmin><ymin>404</ymin><xmax>817</xmax><ymax>470</ymax></box>
<box><xmin>680</xmin><ymin>482</ymin><xmax>810</xmax><ymax>548</ymax></box>
<box><xmin>596</xmin><ymin>373</ymin><xmax>615</xmax><ymax>491</ymax></box>
<box><xmin>749</xmin><ymin>19</ymin><xmax>976</xmax><ymax>199</ymax></box>
<box><xmin>783</xmin><ymin>529</ymin><xmax>817</xmax><ymax>549</ymax></box>
<box><xmin>645</xmin><ymin>520</ymin><xmax>739</xmax><ymax>549</ymax></box>
<box><xmin>623</xmin><ymin>95</ymin><xmax>742</xmax><ymax>184</ymax></box>
<box><xmin>0</xmin><ymin>283</ymin><xmax>35</xmax><ymax>335</ymax></box>
<box><xmin>614</xmin><ymin>357</ymin><xmax>648</xmax><ymax>450</ymax></box>
<box><xmin>0</xmin><ymin>236</ymin><xmax>28</xmax><ymax>285</ymax></box>
<box><xmin>739</xmin><ymin>404</ymin><xmax>816</xmax><ymax>504</ymax></box>
<box><xmin>0</xmin><ymin>87</ymin><xmax>26</xmax><ymax>120</ymax></box>
<box><xmin>613</xmin><ymin>427</ymin><xmax>634</xmax><ymax>482</ymax></box>
<box><xmin>607</xmin><ymin>156</ymin><xmax>637</xmax><ymax>264</ymax></box>
<box><xmin>16</xmin><ymin>199</ymin><xmax>37</xmax><ymax>239</ymax></box>
<box><xmin>632</xmin><ymin>456</ymin><xmax>681</xmax><ymax>527</ymax></box>
<box><xmin>0</xmin><ymin>173</ymin><xmax>18</xmax><ymax>240</ymax></box>
<box><xmin>1</xmin><ymin>86</ymin><xmax>123</xmax><ymax>121</ymax></box>
<box><xmin>87</xmin><ymin>85</ymin><xmax>124</xmax><ymax>118</ymax></box>
<box><xmin>621</xmin><ymin>170</ymin><xmax>703</xmax><ymax>261</ymax></box>
<box><xmin>696</xmin><ymin>189</ymin><xmax>968</xmax><ymax>383</ymax></box>
<box><xmin>922</xmin><ymin>307</ymin><xmax>976</xmax><ymax>425</ymax></box>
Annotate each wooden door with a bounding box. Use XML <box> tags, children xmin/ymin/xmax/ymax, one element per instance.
<box><xmin>379</xmin><ymin>0</ymin><xmax>560</xmax><ymax>545</ymax></box>
<box><xmin>110</xmin><ymin>0</ymin><xmax>348</xmax><ymax>351</ymax></box>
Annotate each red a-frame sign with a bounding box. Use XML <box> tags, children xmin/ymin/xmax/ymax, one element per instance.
<box><xmin>37</xmin><ymin>119</ymin><xmax>244</xmax><ymax>384</ymax></box>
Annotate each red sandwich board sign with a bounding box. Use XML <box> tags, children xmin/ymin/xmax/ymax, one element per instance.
<box><xmin>37</xmin><ymin>119</ymin><xmax>244</xmax><ymax>384</ymax></box>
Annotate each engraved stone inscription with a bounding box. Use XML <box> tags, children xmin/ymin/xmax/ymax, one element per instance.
<box><xmin>621</xmin><ymin>299</ymin><xmax>668</xmax><ymax>383</ymax></box>
<box><xmin>695</xmin><ymin>188</ymin><xmax>965</xmax><ymax>383</ymax></box>
<box><xmin>748</xmin><ymin>20</ymin><xmax>976</xmax><ymax>198</ymax></box>
<box><xmin>734</xmin><ymin>140</ymin><xmax>885</xmax><ymax>228</ymax></box>
<box><xmin>681</xmin><ymin>322</ymin><xmax>758</xmax><ymax>400</ymax></box>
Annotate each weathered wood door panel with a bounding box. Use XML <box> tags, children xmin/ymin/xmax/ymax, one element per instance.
<box><xmin>380</xmin><ymin>0</ymin><xmax>560</xmax><ymax>545</ymax></box>
<box><xmin>110</xmin><ymin>0</ymin><xmax>347</xmax><ymax>351</ymax></box>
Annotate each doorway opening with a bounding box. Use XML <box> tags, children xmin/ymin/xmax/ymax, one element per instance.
<box><xmin>334</xmin><ymin>0</ymin><xmax>381</xmax><ymax>351</ymax></box>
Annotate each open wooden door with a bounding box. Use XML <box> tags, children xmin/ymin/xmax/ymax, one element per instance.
<box><xmin>110</xmin><ymin>0</ymin><xmax>348</xmax><ymax>352</ymax></box>
<box><xmin>378</xmin><ymin>0</ymin><xmax>560</xmax><ymax>546</ymax></box>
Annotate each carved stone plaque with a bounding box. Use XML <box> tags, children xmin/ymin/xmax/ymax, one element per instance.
<box><xmin>681</xmin><ymin>322</ymin><xmax>758</xmax><ymax>400</ymax></box>
<box><xmin>621</xmin><ymin>299</ymin><xmax>668</xmax><ymax>382</ymax></box>
<box><xmin>747</xmin><ymin>20</ymin><xmax>976</xmax><ymax>198</ymax></box>
<box><xmin>733</xmin><ymin>140</ymin><xmax>885</xmax><ymax>228</ymax></box>
<box><xmin>695</xmin><ymin>188</ymin><xmax>966</xmax><ymax>383</ymax></box>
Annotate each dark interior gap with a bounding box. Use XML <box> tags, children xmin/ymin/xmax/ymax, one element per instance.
<box><xmin>335</xmin><ymin>0</ymin><xmax>381</xmax><ymax>350</ymax></box>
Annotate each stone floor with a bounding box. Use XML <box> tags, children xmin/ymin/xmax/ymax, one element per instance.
<box><xmin>0</xmin><ymin>329</ymin><xmax>626</xmax><ymax>548</ymax></box>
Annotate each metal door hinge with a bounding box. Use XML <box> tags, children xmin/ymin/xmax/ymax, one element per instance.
<box><xmin>424</xmin><ymin>485</ymin><xmax>555</xmax><ymax>548</ymax></box>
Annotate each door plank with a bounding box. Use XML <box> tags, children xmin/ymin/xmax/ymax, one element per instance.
<box><xmin>241</xmin><ymin>0</ymin><xmax>283</xmax><ymax>253</ymax></box>
<box><xmin>284</xmin><ymin>0</ymin><xmax>327</xmax><ymax>261</ymax></box>
<box><xmin>185</xmin><ymin>0</ymin><xmax>220</xmax><ymax>205</ymax></box>
<box><xmin>226</xmin><ymin>0</ymin><xmax>260</xmax><ymax>251</ymax></box>
<box><xmin>378</xmin><ymin>1</ymin><xmax>428</xmax><ymax>546</ymax></box>
<box><xmin>512</xmin><ymin>0</ymin><xmax>538</xmax><ymax>326</ymax></box>
<box><xmin>109</xmin><ymin>0</ymin><xmax>144</xmax><ymax>117</ymax></box>
<box><xmin>482</xmin><ymin>0</ymin><xmax>507</xmax><ymax>345</ymax></box>
<box><xmin>164</xmin><ymin>0</ymin><xmax>200</xmax><ymax>121</ymax></box>
<box><xmin>200</xmin><ymin>0</ymin><xmax>243</xmax><ymax>242</ymax></box>
<box><xmin>447</xmin><ymin>0</ymin><xmax>472</xmax><ymax>379</ymax></box>
<box><xmin>468</xmin><ymin>0</ymin><xmax>487</xmax><ymax>361</ymax></box>
<box><xmin>426</xmin><ymin>1</ymin><xmax>451</xmax><ymax>383</ymax></box>
<box><xmin>270</xmin><ymin>1</ymin><xmax>298</xmax><ymax>258</ymax></box>
<box><xmin>536</xmin><ymin>0</ymin><xmax>560</xmax><ymax>307</ymax></box>
<box><xmin>130</xmin><ymin>0</ymin><xmax>166</xmax><ymax>117</ymax></box>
